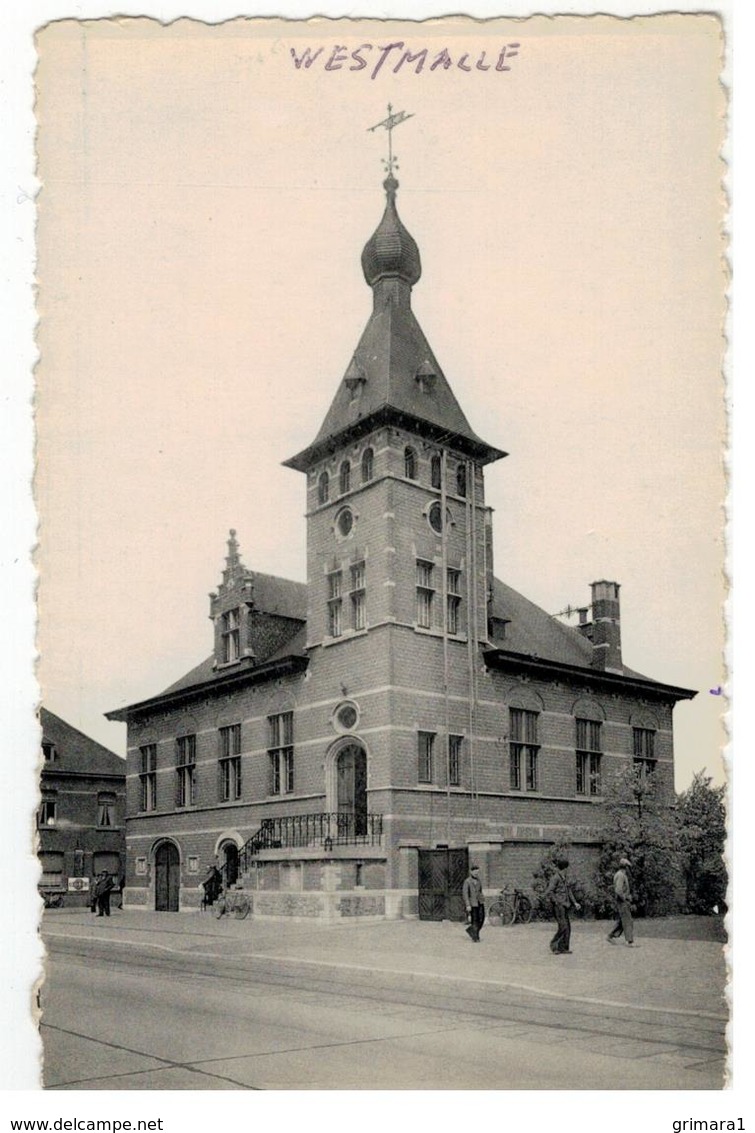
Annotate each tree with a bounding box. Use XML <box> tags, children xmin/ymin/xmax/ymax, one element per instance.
<box><xmin>594</xmin><ymin>764</ymin><xmax>684</xmax><ymax>917</ymax></box>
<box><xmin>677</xmin><ymin>770</ymin><xmax>728</xmax><ymax>914</ymax></box>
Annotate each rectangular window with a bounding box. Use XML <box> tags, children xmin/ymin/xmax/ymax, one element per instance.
<box><xmin>418</xmin><ymin>731</ymin><xmax>435</xmax><ymax>783</ymax></box>
<box><xmin>509</xmin><ymin>708</ymin><xmax>539</xmax><ymax>792</ymax></box>
<box><xmin>633</xmin><ymin>727</ymin><xmax>657</xmax><ymax>778</ymax></box>
<box><xmin>327</xmin><ymin>569</ymin><xmax>343</xmax><ymax>637</ymax></box>
<box><xmin>219</xmin><ymin>724</ymin><xmax>242</xmax><ymax>801</ymax></box>
<box><xmin>139</xmin><ymin>744</ymin><xmax>157</xmax><ymax>812</ymax></box>
<box><xmin>39</xmin><ymin>852</ymin><xmax>64</xmax><ymax>888</ymax></box>
<box><xmin>39</xmin><ymin>796</ymin><xmax>57</xmax><ymax>827</ymax></box>
<box><xmin>350</xmin><ymin>561</ymin><xmax>366</xmax><ymax>631</ymax></box>
<box><xmin>268</xmin><ymin>712</ymin><xmax>294</xmax><ymax>795</ymax></box>
<box><xmin>97</xmin><ymin>792</ymin><xmax>116</xmax><ymax>827</ymax></box>
<box><xmin>221</xmin><ymin>607</ymin><xmax>241</xmax><ymax>663</ymax></box>
<box><xmin>447</xmin><ymin>569</ymin><xmax>462</xmax><ymax>634</ymax></box>
<box><xmin>576</xmin><ymin>718</ymin><xmax>603</xmax><ymax>796</ymax></box>
<box><xmin>448</xmin><ymin>734</ymin><xmax>463</xmax><ymax>787</ymax></box>
<box><xmin>175</xmin><ymin>734</ymin><xmax>197</xmax><ymax>808</ymax></box>
<box><xmin>416</xmin><ymin>560</ymin><xmax>435</xmax><ymax>628</ymax></box>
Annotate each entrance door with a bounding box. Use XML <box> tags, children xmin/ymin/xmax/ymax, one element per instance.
<box><xmin>154</xmin><ymin>842</ymin><xmax>180</xmax><ymax>912</ymax></box>
<box><xmin>223</xmin><ymin>843</ymin><xmax>239</xmax><ymax>887</ymax></box>
<box><xmin>418</xmin><ymin>847</ymin><xmax>469</xmax><ymax>921</ymax></box>
<box><xmin>336</xmin><ymin>744</ymin><xmax>367</xmax><ymax>837</ymax></box>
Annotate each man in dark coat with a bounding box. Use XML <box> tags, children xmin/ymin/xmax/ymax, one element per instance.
<box><xmin>94</xmin><ymin>870</ymin><xmax>115</xmax><ymax>917</ymax></box>
<box><xmin>545</xmin><ymin>855</ymin><xmax>580</xmax><ymax>954</ymax></box>
<box><xmin>462</xmin><ymin>864</ymin><xmax>485</xmax><ymax>943</ymax></box>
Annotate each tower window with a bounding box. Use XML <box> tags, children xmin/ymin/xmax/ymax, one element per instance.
<box><xmin>219</xmin><ymin>724</ymin><xmax>242</xmax><ymax>801</ymax></box>
<box><xmin>576</xmin><ymin>718</ymin><xmax>603</xmax><ymax>796</ymax></box>
<box><xmin>327</xmin><ymin>569</ymin><xmax>343</xmax><ymax>637</ymax></box>
<box><xmin>416</xmin><ymin>559</ymin><xmax>435</xmax><ymax>628</ymax></box>
<box><xmin>448</xmin><ymin>734</ymin><xmax>463</xmax><ymax>787</ymax></box>
<box><xmin>97</xmin><ymin>792</ymin><xmax>116</xmax><ymax>827</ymax></box>
<box><xmin>339</xmin><ymin>461</ymin><xmax>351</xmax><ymax>495</ymax></box>
<box><xmin>456</xmin><ymin>463</ymin><xmax>467</xmax><ymax>498</ymax></box>
<box><xmin>220</xmin><ymin>608</ymin><xmax>240</xmax><ymax>663</ymax></box>
<box><xmin>268</xmin><ymin>712</ymin><xmax>294</xmax><ymax>795</ymax></box>
<box><xmin>361</xmin><ymin>447</ymin><xmax>374</xmax><ymax>483</ymax></box>
<box><xmin>175</xmin><ymin>734</ymin><xmax>197</xmax><ymax>808</ymax></box>
<box><xmin>350</xmin><ymin>561</ymin><xmax>366</xmax><ymax>631</ymax></box>
<box><xmin>139</xmin><ymin>744</ymin><xmax>157</xmax><ymax>812</ymax></box>
<box><xmin>336</xmin><ymin>508</ymin><xmax>354</xmax><ymax>538</ymax></box>
<box><xmin>430</xmin><ymin>453</ymin><xmax>442</xmax><ymax>489</ymax></box>
<box><xmin>418</xmin><ymin>731</ymin><xmax>435</xmax><ymax>783</ymax></box>
<box><xmin>447</xmin><ymin>569</ymin><xmax>462</xmax><ymax>635</ymax></box>
<box><xmin>318</xmin><ymin>471</ymin><xmax>330</xmax><ymax>505</ymax></box>
<box><xmin>428</xmin><ymin>501</ymin><xmax>444</xmax><ymax>534</ymax></box>
<box><xmin>509</xmin><ymin>708</ymin><xmax>539</xmax><ymax>792</ymax></box>
<box><xmin>404</xmin><ymin>446</ymin><xmax>417</xmax><ymax>480</ymax></box>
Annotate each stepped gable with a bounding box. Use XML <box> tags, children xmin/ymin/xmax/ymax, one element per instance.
<box><xmin>40</xmin><ymin>707</ymin><xmax>124</xmax><ymax>773</ymax></box>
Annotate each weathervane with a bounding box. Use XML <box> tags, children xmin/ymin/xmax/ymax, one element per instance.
<box><xmin>367</xmin><ymin>103</ymin><xmax>415</xmax><ymax>176</ymax></box>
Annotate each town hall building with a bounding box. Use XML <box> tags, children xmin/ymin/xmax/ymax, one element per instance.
<box><xmin>107</xmin><ymin>165</ymin><xmax>695</xmax><ymax>919</ymax></box>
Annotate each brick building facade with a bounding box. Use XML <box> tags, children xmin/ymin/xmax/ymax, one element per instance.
<box><xmin>107</xmin><ymin>174</ymin><xmax>694</xmax><ymax>918</ymax></box>
<box><xmin>38</xmin><ymin>708</ymin><xmax>126</xmax><ymax>908</ymax></box>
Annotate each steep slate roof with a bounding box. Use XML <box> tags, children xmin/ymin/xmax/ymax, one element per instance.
<box><xmin>245</xmin><ymin>572</ymin><xmax>307</xmax><ymax>620</ymax></box>
<box><xmin>285</xmin><ymin>177</ymin><xmax>505</xmax><ymax>471</ymax></box>
<box><xmin>40</xmin><ymin>708</ymin><xmax>125</xmax><ymax>775</ymax></box>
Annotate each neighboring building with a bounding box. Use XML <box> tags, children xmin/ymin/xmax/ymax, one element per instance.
<box><xmin>107</xmin><ymin>173</ymin><xmax>695</xmax><ymax>918</ymax></box>
<box><xmin>38</xmin><ymin>708</ymin><xmax>126</xmax><ymax>908</ymax></box>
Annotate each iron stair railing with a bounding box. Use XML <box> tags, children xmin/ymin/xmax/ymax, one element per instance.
<box><xmin>238</xmin><ymin>812</ymin><xmax>383</xmax><ymax>874</ymax></box>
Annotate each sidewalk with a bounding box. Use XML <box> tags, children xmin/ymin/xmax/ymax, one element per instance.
<box><xmin>42</xmin><ymin>908</ymin><xmax>729</xmax><ymax>1023</ymax></box>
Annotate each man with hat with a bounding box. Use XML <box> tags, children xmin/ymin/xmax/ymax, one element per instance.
<box><xmin>607</xmin><ymin>857</ymin><xmax>635</xmax><ymax>945</ymax></box>
<box><xmin>462</xmin><ymin>863</ymin><xmax>485</xmax><ymax>943</ymax></box>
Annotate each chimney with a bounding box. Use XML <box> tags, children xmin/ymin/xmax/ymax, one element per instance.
<box><xmin>589</xmin><ymin>580</ymin><xmax>622</xmax><ymax>672</ymax></box>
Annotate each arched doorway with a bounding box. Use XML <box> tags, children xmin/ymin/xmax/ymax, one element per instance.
<box><xmin>336</xmin><ymin>743</ymin><xmax>368</xmax><ymax>837</ymax></box>
<box><xmin>154</xmin><ymin>842</ymin><xmax>180</xmax><ymax>912</ymax></box>
<box><xmin>222</xmin><ymin>842</ymin><xmax>239</xmax><ymax>887</ymax></box>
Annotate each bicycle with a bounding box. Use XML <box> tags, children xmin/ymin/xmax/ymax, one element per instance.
<box><xmin>214</xmin><ymin>885</ymin><xmax>251</xmax><ymax>920</ymax></box>
<box><xmin>487</xmin><ymin>886</ymin><xmax>533</xmax><ymax>926</ymax></box>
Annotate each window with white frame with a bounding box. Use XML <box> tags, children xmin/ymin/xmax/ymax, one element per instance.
<box><xmin>448</xmin><ymin>734</ymin><xmax>463</xmax><ymax>787</ymax></box>
<box><xmin>416</xmin><ymin>559</ymin><xmax>435</xmax><ymax>628</ymax></box>
<box><xmin>509</xmin><ymin>708</ymin><xmax>539</xmax><ymax>791</ymax></box>
<box><xmin>350</xmin><ymin>561</ymin><xmax>366</xmax><ymax>631</ymax></box>
<box><xmin>633</xmin><ymin>727</ymin><xmax>656</xmax><ymax>778</ymax></box>
<box><xmin>175</xmin><ymin>734</ymin><xmax>197</xmax><ymax>807</ymax></box>
<box><xmin>447</xmin><ymin>568</ymin><xmax>461</xmax><ymax>634</ymax></box>
<box><xmin>327</xmin><ymin>568</ymin><xmax>343</xmax><ymax>637</ymax></box>
<box><xmin>39</xmin><ymin>792</ymin><xmax>57</xmax><ymax>827</ymax></box>
<box><xmin>269</xmin><ymin>712</ymin><xmax>294</xmax><ymax>795</ymax></box>
<box><xmin>139</xmin><ymin>744</ymin><xmax>157</xmax><ymax>812</ymax></box>
<box><xmin>576</xmin><ymin>718</ymin><xmax>603</xmax><ymax>796</ymax></box>
<box><xmin>220</xmin><ymin>607</ymin><xmax>240</xmax><ymax>663</ymax></box>
<box><xmin>418</xmin><ymin>731</ymin><xmax>435</xmax><ymax>783</ymax></box>
<box><xmin>219</xmin><ymin>723</ymin><xmax>242</xmax><ymax>801</ymax></box>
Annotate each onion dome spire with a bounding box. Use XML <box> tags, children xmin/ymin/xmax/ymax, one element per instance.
<box><xmin>361</xmin><ymin>175</ymin><xmax>421</xmax><ymax>290</ymax></box>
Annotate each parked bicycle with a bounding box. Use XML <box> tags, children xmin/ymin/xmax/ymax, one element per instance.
<box><xmin>487</xmin><ymin>885</ymin><xmax>533</xmax><ymax>926</ymax></box>
<box><xmin>214</xmin><ymin>885</ymin><xmax>251</xmax><ymax>920</ymax></box>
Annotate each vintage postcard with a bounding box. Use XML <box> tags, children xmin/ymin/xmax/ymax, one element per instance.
<box><xmin>29</xmin><ymin>11</ymin><xmax>728</xmax><ymax>1107</ymax></box>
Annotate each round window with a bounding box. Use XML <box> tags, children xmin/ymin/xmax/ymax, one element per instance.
<box><xmin>428</xmin><ymin>501</ymin><xmax>443</xmax><ymax>533</ymax></box>
<box><xmin>337</xmin><ymin>508</ymin><xmax>354</xmax><ymax>537</ymax></box>
<box><xmin>335</xmin><ymin>702</ymin><xmax>359</xmax><ymax>731</ymax></box>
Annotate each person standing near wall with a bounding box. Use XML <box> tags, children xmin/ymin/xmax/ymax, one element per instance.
<box><xmin>462</xmin><ymin>864</ymin><xmax>485</xmax><ymax>943</ymax></box>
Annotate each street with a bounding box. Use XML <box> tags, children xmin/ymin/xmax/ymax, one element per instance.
<box><xmin>39</xmin><ymin>913</ymin><xmax>727</xmax><ymax>1090</ymax></box>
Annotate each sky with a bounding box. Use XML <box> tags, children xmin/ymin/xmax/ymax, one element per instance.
<box><xmin>34</xmin><ymin>14</ymin><xmax>726</xmax><ymax>789</ymax></box>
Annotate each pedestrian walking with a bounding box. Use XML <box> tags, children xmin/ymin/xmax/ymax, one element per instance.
<box><xmin>201</xmin><ymin>863</ymin><xmax>222</xmax><ymax>911</ymax></box>
<box><xmin>94</xmin><ymin>870</ymin><xmax>115</xmax><ymax>917</ymax></box>
<box><xmin>545</xmin><ymin>855</ymin><xmax>580</xmax><ymax>954</ymax></box>
<box><xmin>462</xmin><ymin>864</ymin><xmax>485</xmax><ymax>943</ymax></box>
<box><xmin>607</xmin><ymin>857</ymin><xmax>635</xmax><ymax>945</ymax></box>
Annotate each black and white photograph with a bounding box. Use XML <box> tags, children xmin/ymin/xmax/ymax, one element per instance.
<box><xmin>2</xmin><ymin>1</ymin><xmax>740</xmax><ymax>1121</ymax></box>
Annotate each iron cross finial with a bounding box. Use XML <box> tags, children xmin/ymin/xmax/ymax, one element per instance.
<box><xmin>367</xmin><ymin>104</ymin><xmax>415</xmax><ymax>176</ymax></box>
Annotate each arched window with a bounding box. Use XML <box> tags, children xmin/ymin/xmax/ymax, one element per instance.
<box><xmin>404</xmin><ymin>446</ymin><xmax>417</xmax><ymax>480</ymax></box>
<box><xmin>361</xmin><ymin>447</ymin><xmax>374</xmax><ymax>483</ymax></box>
<box><xmin>456</xmin><ymin>463</ymin><xmax>467</xmax><ymax>498</ymax></box>
<box><xmin>318</xmin><ymin>471</ymin><xmax>329</xmax><ymax>505</ymax></box>
<box><xmin>339</xmin><ymin>461</ymin><xmax>351</xmax><ymax>495</ymax></box>
<box><xmin>430</xmin><ymin>453</ymin><xmax>442</xmax><ymax>489</ymax></box>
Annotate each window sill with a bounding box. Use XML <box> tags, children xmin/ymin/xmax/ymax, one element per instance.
<box><xmin>412</xmin><ymin>625</ymin><xmax>468</xmax><ymax>642</ymax></box>
<box><xmin>322</xmin><ymin>628</ymin><xmax>369</xmax><ymax>647</ymax></box>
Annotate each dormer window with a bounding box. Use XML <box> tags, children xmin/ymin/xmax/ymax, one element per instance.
<box><xmin>404</xmin><ymin>446</ymin><xmax>417</xmax><ymax>480</ymax></box>
<box><xmin>415</xmin><ymin>360</ymin><xmax>437</xmax><ymax>394</ymax></box>
<box><xmin>318</xmin><ymin>471</ymin><xmax>330</xmax><ymax>505</ymax></box>
<box><xmin>221</xmin><ymin>608</ymin><xmax>240</xmax><ymax>663</ymax></box>
<box><xmin>339</xmin><ymin>461</ymin><xmax>351</xmax><ymax>495</ymax></box>
<box><xmin>42</xmin><ymin>741</ymin><xmax>56</xmax><ymax>762</ymax></box>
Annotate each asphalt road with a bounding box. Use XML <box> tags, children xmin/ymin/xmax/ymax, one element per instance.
<box><xmin>40</xmin><ymin>933</ymin><xmax>725</xmax><ymax>1090</ymax></box>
